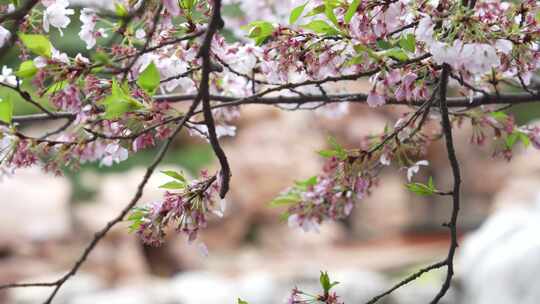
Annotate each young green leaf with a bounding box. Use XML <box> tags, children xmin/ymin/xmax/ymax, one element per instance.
<box><xmin>237</xmin><ymin>298</ymin><xmax>249</xmax><ymax>304</ymax></box>
<box><xmin>159</xmin><ymin>181</ymin><xmax>187</xmax><ymax>190</ymax></box>
<box><xmin>115</xmin><ymin>2</ymin><xmax>128</xmax><ymax>17</ymax></box>
<box><xmin>15</xmin><ymin>60</ymin><xmax>38</xmax><ymax>78</ymax></box>
<box><xmin>289</xmin><ymin>2</ymin><xmax>308</xmax><ymax>24</ymax></box>
<box><xmin>294</xmin><ymin>176</ymin><xmax>318</xmax><ymax>190</ymax></box>
<box><xmin>18</xmin><ymin>33</ymin><xmax>52</xmax><ymax>57</ymax></box>
<box><xmin>406</xmin><ymin>179</ymin><xmax>435</xmax><ymax>196</ymax></box>
<box><xmin>101</xmin><ymin>80</ymin><xmax>144</xmax><ymax>119</ymax></box>
<box><xmin>269</xmin><ymin>193</ymin><xmax>301</xmax><ymax>207</ymax></box>
<box><xmin>505</xmin><ymin>132</ymin><xmax>519</xmax><ymax>149</ymax></box>
<box><xmin>302</xmin><ymin>20</ymin><xmax>340</xmax><ymax>35</ymax></box>
<box><xmin>319</xmin><ymin>271</ymin><xmax>339</xmax><ymax>294</ymax></box>
<box><xmin>517</xmin><ymin>131</ymin><xmax>530</xmax><ymax>148</ymax></box>
<box><xmin>376</xmin><ymin>39</ymin><xmax>394</xmax><ymax>50</ymax></box>
<box><xmin>246</xmin><ymin>21</ymin><xmax>275</xmax><ymax>45</ymax></box>
<box><xmin>324</xmin><ymin>0</ymin><xmax>339</xmax><ymax>28</ymax></box>
<box><xmin>398</xmin><ymin>34</ymin><xmax>416</xmax><ymax>53</ymax></box>
<box><xmin>380</xmin><ymin>48</ymin><xmax>409</xmax><ymax>61</ymax></box>
<box><xmin>161</xmin><ymin>170</ymin><xmax>187</xmax><ymax>182</ymax></box>
<box><xmin>137</xmin><ymin>62</ymin><xmax>161</xmax><ymax>95</ymax></box>
<box><xmin>305</xmin><ymin>4</ymin><xmax>325</xmax><ymax>17</ymax></box>
<box><xmin>46</xmin><ymin>80</ymin><xmax>68</xmax><ymax>95</ymax></box>
<box><xmin>344</xmin><ymin>0</ymin><xmax>361</xmax><ymax>23</ymax></box>
<box><xmin>490</xmin><ymin>111</ymin><xmax>508</xmax><ymax>121</ymax></box>
<box><xmin>0</xmin><ymin>97</ymin><xmax>13</xmax><ymax>124</ymax></box>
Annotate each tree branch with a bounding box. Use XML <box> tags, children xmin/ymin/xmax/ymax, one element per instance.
<box><xmin>429</xmin><ymin>63</ymin><xmax>461</xmax><ymax>304</ymax></box>
<box><xmin>198</xmin><ymin>0</ymin><xmax>231</xmax><ymax>199</ymax></box>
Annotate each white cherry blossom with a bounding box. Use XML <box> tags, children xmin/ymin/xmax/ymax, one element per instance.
<box><xmin>43</xmin><ymin>0</ymin><xmax>74</xmax><ymax>36</ymax></box>
<box><xmin>407</xmin><ymin>160</ymin><xmax>429</xmax><ymax>182</ymax></box>
<box><xmin>0</xmin><ymin>26</ymin><xmax>11</xmax><ymax>48</ymax></box>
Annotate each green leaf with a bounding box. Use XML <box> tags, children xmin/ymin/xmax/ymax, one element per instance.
<box><xmin>46</xmin><ymin>80</ymin><xmax>68</xmax><ymax>95</ymax></box>
<box><xmin>127</xmin><ymin>208</ymin><xmax>147</xmax><ymax>232</ymax></box>
<box><xmin>15</xmin><ymin>60</ymin><xmax>37</xmax><ymax>78</ymax></box>
<box><xmin>181</xmin><ymin>0</ymin><xmax>196</xmax><ymax>11</ymax></box>
<box><xmin>159</xmin><ymin>181</ymin><xmax>186</xmax><ymax>190</ymax></box>
<box><xmin>245</xmin><ymin>21</ymin><xmax>275</xmax><ymax>45</ymax></box>
<box><xmin>354</xmin><ymin>44</ymin><xmax>381</xmax><ymax>60</ymax></box>
<box><xmin>324</xmin><ymin>0</ymin><xmax>339</xmax><ymax>28</ymax></box>
<box><xmin>319</xmin><ymin>271</ymin><xmax>339</xmax><ymax>294</ymax></box>
<box><xmin>237</xmin><ymin>299</ymin><xmax>249</xmax><ymax>304</ymax></box>
<box><xmin>344</xmin><ymin>55</ymin><xmax>363</xmax><ymax>66</ymax></box>
<box><xmin>0</xmin><ymin>97</ymin><xmax>13</xmax><ymax>124</ymax></box>
<box><xmin>318</xmin><ymin>149</ymin><xmax>339</xmax><ymax>158</ymax></box>
<box><xmin>517</xmin><ymin>132</ymin><xmax>530</xmax><ymax>148</ymax></box>
<box><xmin>380</xmin><ymin>48</ymin><xmax>409</xmax><ymax>61</ymax></box>
<box><xmin>269</xmin><ymin>192</ymin><xmax>301</xmax><ymax>207</ymax></box>
<box><xmin>18</xmin><ymin>33</ymin><xmax>52</xmax><ymax>57</ymax></box>
<box><xmin>376</xmin><ymin>39</ymin><xmax>394</xmax><ymax>50</ymax></box>
<box><xmin>115</xmin><ymin>2</ymin><xmax>128</xmax><ymax>17</ymax></box>
<box><xmin>505</xmin><ymin>131</ymin><xmax>531</xmax><ymax>149</ymax></box>
<box><xmin>490</xmin><ymin>111</ymin><xmax>508</xmax><ymax>121</ymax></box>
<box><xmin>398</xmin><ymin>34</ymin><xmax>416</xmax><ymax>53</ymax></box>
<box><xmin>505</xmin><ymin>132</ymin><xmax>518</xmax><ymax>149</ymax></box>
<box><xmin>294</xmin><ymin>176</ymin><xmax>318</xmax><ymax>190</ymax></box>
<box><xmin>289</xmin><ymin>2</ymin><xmax>307</xmax><ymax>24</ymax></box>
<box><xmin>161</xmin><ymin>170</ymin><xmax>187</xmax><ymax>182</ymax></box>
<box><xmin>344</xmin><ymin>0</ymin><xmax>361</xmax><ymax>23</ymax></box>
<box><xmin>302</xmin><ymin>20</ymin><xmax>340</xmax><ymax>35</ymax></box>
<box><xmin>406</xmin><ymin>181</ymin><xmax>434</xmax><ymax>196</ymax></box>
<box><xmin>305</xmin><ymin>4</ymin><xmax>326</xmax><ymax>17</ymax></box>
<box><xmin>137</xmin><ymin>62</ymin><xmax>160</xmax><ymax>95</ymax></box>
<box><xmin>327</xmin><ymin>136</ymin><xmax>347</xmax><ymax>160</ymax></box>
<box><xmin>101</xmin><ymin>80</ymin><xmax>144</xmax><ymax>119</ymax></box>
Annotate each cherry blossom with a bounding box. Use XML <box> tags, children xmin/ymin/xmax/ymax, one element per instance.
<box><xmin>43</xmin><ymin>0</ymin><xmax>75</xmax><ymax>35</ymax></box>
<box><xmin>0</xmin><ymin>26</ymin><xmax>10</xmax><ymax>48</ymax></box>
<box><xmin>79</xmin><ymin>8</ymin><xmax>97</xmax><ymax>49</ymax></box>
<box><xmin>407</xmin><ymin>160</ymin><xmax>429</xmax><ymax>182</ymax></box>
<box><xmin>0</xmin><ymin>66</ymin><xmax>18</xmax><ymax>87</ymax></box>
<box><xmin>100</xmin><ymin>143</ymin><xmax>128</xmax><ymax>167</ymax></box>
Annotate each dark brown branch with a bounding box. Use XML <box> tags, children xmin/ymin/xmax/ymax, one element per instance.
<box><xmin>11</xmin><ymin>113</ymin><xmax>74</xmax><ymax>123</ymax></box>
<box><xmin>430</xmin><ymin>64</ymin><xmax>461</xmax><ymax>304</ymax></box>
<box><xmin>155</xmin><ymin>91</ymin><xmax>540</xmax><ymax>109</ymax></box>
<box><xmin>0</xmin><ymin>83</ymin><xmax>57</xmax><ymax>117</ymax></box>
<box><xmin>365</xmin><ymin>261</ymin><xmax>447</xmax><ymax>304</ymax></box>
<box><xmin>198</xmin><ymin>0</ymin><xmax>230</xmax><ymax>199</ymax></box>
<box><xmin>0</xmin><ymin>0</ymin><xmax>39</xmax><ymax>24</ymax></box>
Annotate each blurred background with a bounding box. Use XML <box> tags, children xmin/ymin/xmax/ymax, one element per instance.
<box><xmin>2</xmin><ymin>1</ymin><xmax>540</xmax><ymax>303</ymax></box>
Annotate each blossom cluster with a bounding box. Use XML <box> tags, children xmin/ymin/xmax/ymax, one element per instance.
<box><xmin>128</xmin><ymin>170</ymin><xmax>225</xmax><ymax>247</ymax></box>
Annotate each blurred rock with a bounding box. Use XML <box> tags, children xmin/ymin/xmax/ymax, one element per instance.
<box><xmin>226</xmin><ymin>107</ymin><xmax>325</xmax><ymax>219</ymax></box>
<box><xmin>330</xmin><ymin>270</ymin><xmax>389</xmax><ymax>303</ymax></box>
<box><xmin>258</xmin><ymin>222</ymin><xmax>347</xmax><ymax>251</ymax></box>
<box><xmin>69</xmin><ymin>278</ymin><xmax>176</xmax><ymax>304</ymax></box>
<box><xmin>235</xmin><ymin>271</ymin><xmax>279</xmax><ymax>304</ymax></box>
<box><xmin>351</xmin><ymin>174</ymin><xmax>410</xmax><ymax>240</ymax></box>
<box><xmin>458</xmin><ymin>192</ymin><xmax>540</xmax><ymax>304</ymax></box>
<box><xmin>0</xmin><ymin>167</ymin><xmax>71</xmax><ymax>241</ymax></box>
<box><xmin>169</xmin><ymin>271</ymin><xmax>235</xmax><ymax>304</ymax></box>
<box><xmin>9</xmin><ymin>273</ymin><xmax>103</xmax><ymax>304</ymax></box>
